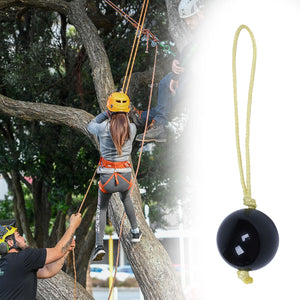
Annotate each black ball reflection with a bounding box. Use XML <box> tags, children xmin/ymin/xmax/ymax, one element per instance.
<box><xmin>217</xmin><ymin>209</ymin><xmax>279</xmax><ymax>270</ymax></box>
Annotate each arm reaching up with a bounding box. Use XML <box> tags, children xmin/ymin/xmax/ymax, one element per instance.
<box><xmin>44</xmin><ymin>214</ymin><xmax>81</xmax><ymax>266</ymax></box>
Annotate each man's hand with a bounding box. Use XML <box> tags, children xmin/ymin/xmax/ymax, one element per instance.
<box><xmin>69</xmin><ymin>213</ymin><xmax>82</xmax><ymax>230</ymax></box>
<box><xmin>68</xmin><ymin>237</ymin><xmax>76</xmax><ymax>251</ymax></box>
<box><xmin>172</xmin><ymin>59</ymin><xmax>184</xmax><ymax>75</ymax></box>
<box><xmin>170</xmin><ymin>79</ymin><xmax>179</xmax><ymax>95</ymax></box>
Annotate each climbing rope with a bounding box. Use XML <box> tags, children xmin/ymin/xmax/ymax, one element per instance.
<box><xmin>122</xmin><ymin>0</ymin><xmax>150</xmax><ymax>94</ymax></box>
<box><xmin>232</xmin><ymin>25</ymin><xmax>257</xmax><ymax>210</ymax></box>
<box><xmin>72</xmin><ymin>249</ymin><xmax>77</xmax><ymax>300</ymax></box>
<box><xmin>104</xmin><ymin>0</ymin><xmax>175</xmax><ymax>56</ymax></box>
<box><xmin>71</xmin><ymin>167</ymin><xmax>98</xmax><ymax>299</ymax></box>
<box><xmin>77</xmin><ymin>167</ymin><xmax>98</xmax><ymax>214</ymax></box>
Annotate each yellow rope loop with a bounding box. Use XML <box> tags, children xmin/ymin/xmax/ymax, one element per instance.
<box><xmin>243</xmin><ymin>196</ymin><xmax>257</xmax><ymax>209</ymax></box>
<box><xmin>237</xmin><ymin>270</ymin><xmax>253</xmax><ymax>284</ymax></box>
<box><xmin>232</xmin><ymin>24</ymin><xmax>257</xmax><ymax>209</ymax></box>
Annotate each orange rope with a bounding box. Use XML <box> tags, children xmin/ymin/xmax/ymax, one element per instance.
<box><xmin>73</xmin><ymin>164</ymin><xmax>99</xmax><ymax>300</ymax></box>
<box><xmin>104</xmin><ymin>0</ymin><xmax>159</xmax><ymax>43</ymax></box>
<box><xmin>77</xmin><ymin>166</ymin><xmax>98</xmax><ymax>214</ymax></box>
<box><xmin>122</xmin><ymin>0</ymin><xmax>150</xmax><ymax>94</ymax></box>
<box><xmin>72</xmin><ymin>249</ymin><xmax>77</xmax><ymax>300</ymax></box>
<box><xmin>121</xmin><ymin>0</ymin><xmax>147</xmax><ymax>92</ymax></box>
<box><xmin>134</xmin><ymin>45</ymin><xmax>158</xmax><ymax>176</ymax></box>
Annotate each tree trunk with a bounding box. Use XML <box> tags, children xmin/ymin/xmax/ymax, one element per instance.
<box><xmin>108</xmin><ymin>187</ymin><xmax>184</xmax><ymax>299</ymax></box>
<box><xmin>37</xmin><ymin>270</ymin><xmax>94</xmax><ymax>300</ymax></box>
<box><xmin>33</xmin><ymin>179</ymin><xmax>51</xmax><ymax>248</ymax></box>
<box><xmin>11</xmin><ymin>170</ymin><xmax>36</xmax><ymax>247</ymax></box>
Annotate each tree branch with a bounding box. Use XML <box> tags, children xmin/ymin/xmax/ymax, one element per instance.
<box><xmin>0</xmin><ymin>94</ymin><xmax>99</xmax><ymax>148</ymax></box>
<box><xmin>0</xmin><ymin>0</ymin><xmax>69</xmax><ymax>14</ymax></box>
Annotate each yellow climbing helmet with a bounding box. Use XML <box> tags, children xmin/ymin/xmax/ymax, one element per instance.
<box><xmin>0</xmin><ymin>225</ymin><xmax>17</xmax><ymax>244</ymax></box>
<box><xmin>106</xmin><ymin>92</ymin><xmax>130</xmax><ymax>113</ymax></box>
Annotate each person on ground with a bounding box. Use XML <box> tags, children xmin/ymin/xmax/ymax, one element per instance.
<box><xmin>87</xmin><ymin>92</ymin><xmax>142</xmax><ymax>261</ymax></box>
<box><xmin>0</xmin><ymin>213</ymin><xmax>82</xmax><ymax>299</ymax></box>
<box><xmin>130</xmin><ymin>0</ymin><xmax>205</xmax><ymax>143</ymax></box>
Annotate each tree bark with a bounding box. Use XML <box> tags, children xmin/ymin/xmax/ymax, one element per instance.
<box><xmin>37</xmin><ymin>270</ymin><xmax>94</xmax><ymax>300</ymax></box>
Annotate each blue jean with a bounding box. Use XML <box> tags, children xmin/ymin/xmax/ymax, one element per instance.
<box><xmin>141</xmin><ymin>72</ymin><xmax>183</xmax><ymax>126</ymax></box>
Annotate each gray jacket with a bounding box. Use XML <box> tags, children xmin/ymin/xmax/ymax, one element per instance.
<box><xmin>87</xmin><ymin>112</ymin><xmax>136</xmax><ymax>173</ymax></box>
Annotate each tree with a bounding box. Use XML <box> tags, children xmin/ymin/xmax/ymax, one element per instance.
<box><xmin>0</xmin><ymin>0</ymin><xmax>189</xmax><ymax>299</ymax></box>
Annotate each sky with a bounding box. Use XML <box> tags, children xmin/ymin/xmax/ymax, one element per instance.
<box><xmin>186</xmin><ymin>0</ymin><xmax>300</xmax><ymax>299</ymax></box>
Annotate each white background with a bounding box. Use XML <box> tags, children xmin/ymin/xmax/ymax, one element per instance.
<box><xmin>187</xmin><ymin>0</ymin><xmax>300</xmax><ymax>299</ymax></box>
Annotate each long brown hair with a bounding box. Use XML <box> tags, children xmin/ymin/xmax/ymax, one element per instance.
<box><xmin>109</xmin><ymin>112</ymin><xmax>130</xmax><ymax>155</ymax></box>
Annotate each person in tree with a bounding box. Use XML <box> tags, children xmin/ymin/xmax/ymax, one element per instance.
<box><xmin>0</xmin><ymin>214</ymin><xmax>81</xmax><ymax>299</ymax></box>
<box><xmin>130</xmin><ymin>0</ymin><xmax>205</xmax><ymax>143</ymax></box>
<box><xmin>87</xmin><ymin>92</ymin><xmax>142</xmax><ymax>261</ymax></box>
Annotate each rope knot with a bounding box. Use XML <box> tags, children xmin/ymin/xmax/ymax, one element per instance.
<box><xmin>243</xmin><ymin>196</ymin><xmax>257</xmax><ymax>209</ymax></box>
<box><xmin>237</xmin><ymin>270</ymin><xmax>253</xmax><ymax>284</ymax></box>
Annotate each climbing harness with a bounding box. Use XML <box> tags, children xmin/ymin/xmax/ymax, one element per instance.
<box><xmin>98</xmin><ymin>157</ymin><xmax>131</xmax><ymax>169</ymax></box>
<box><xmin>97</xmin><ymin>157</ymin><xmax>133</xmax><ymax>193</ymax></box>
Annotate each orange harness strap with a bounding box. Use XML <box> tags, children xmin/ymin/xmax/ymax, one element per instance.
<box><xmin>98</xmin><ymin>157</ymin><xmax>133</xmax><ymax>193</ymax></box>
<box><xmin>99</xmin><ymin>157</ymin><xmax>131</xmax><ymax>169</ymax></box>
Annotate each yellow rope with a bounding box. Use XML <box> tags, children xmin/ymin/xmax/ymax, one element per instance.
<box><xmin>237</xmin><ymin>270</ymin><xmax>253</xmax><ymax>284</ymax></box>
<box><xmin>232</xmin><ymin>25</ymin><xmax>257</xmax><ymax>210</ymax></box>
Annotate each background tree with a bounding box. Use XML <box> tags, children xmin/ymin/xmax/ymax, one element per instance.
<box><xmin>0</xmin><ymin>0</ymin><xmax>190</xmax><ymax>298</ymax></box>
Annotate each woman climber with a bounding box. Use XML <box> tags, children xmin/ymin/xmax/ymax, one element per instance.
<box><xmin>87</xmin><ymin>92</ymin><xmax>142</xmax><ymax>261</ymax></box>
